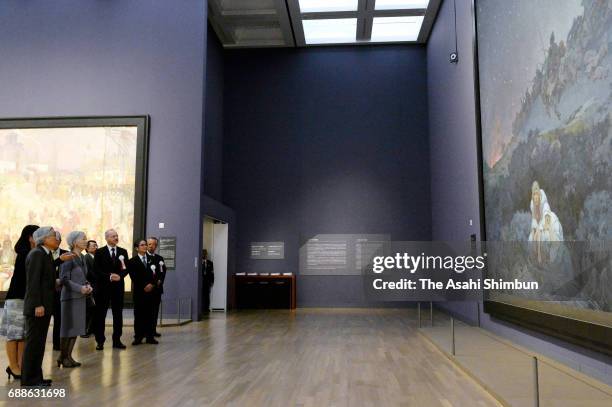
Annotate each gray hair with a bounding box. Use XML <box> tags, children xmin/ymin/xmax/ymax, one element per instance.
<box><xmin>55</xmin><ymin>230</ymin><xmax>62</xmax><ymax>242</ymax></box>
<box><xmin>104</xmin><ymin>229</ymin><xmax>117</xmax><ymax>239</ymax></box>
<box><xmin>66</xmin><ymin>231</ymin><xmax>86</xmax><ymax>249</ymax></box>
<box><xmin>33</xmin><ymin>227</ymin><xmax>55</xmax><ymax>246</ymax></box>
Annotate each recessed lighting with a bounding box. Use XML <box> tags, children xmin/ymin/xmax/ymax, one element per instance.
<box><xmin>303</xmin><ymin>18</ymin><xmax>357</xmax><ymax>44</ymax></box>
<box><xmin>375</xmin><ymin>0</ymin><xmax>429</xmax><ymax>10</ymax></box>
<box><xmin>298</xmin><ymin>0</ymin><xmax>358</xmax><ymax>13</ymax></box>
<box><xmin>371</xmin><ymin>16</ymin><xmax>423</xmax><ymax>42</ymax></box>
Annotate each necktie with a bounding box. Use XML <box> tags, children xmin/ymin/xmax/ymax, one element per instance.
<box><xmin>111</xmin><ymin>247</ymin><xmax>116</xmax><ymax>261</ymax></box>
<box><xmin>142</xmin><ymin>256</ymin><xmax>147</xmax><ymax>267</ymax></box>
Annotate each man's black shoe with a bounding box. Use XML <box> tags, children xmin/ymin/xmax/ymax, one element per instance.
<box><xmin>80</xmin><ymin>334</ymin><xmax>90</xmax><ymax>338</ymax></box>
<box><xmin>145</xmin><ymin>338</ymin><xmax>159</xmax><ymax>344</ymax></box>
<box><xmin>153</xmin><ymin>332</ymin><xmax>161</xmax><ymax>337</ymax></box>
<box><xmin>96</xmin><ymin>343</ymin><xmax>104</xmax><ymax>350</ymax></box>
<box><xmin>113</xmin><ymin>342</ymin><xmax>127</xmax><ymax>349</ymax></box>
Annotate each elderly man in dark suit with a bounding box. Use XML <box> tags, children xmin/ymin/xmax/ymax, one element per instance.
<box><xmin>21</xmin><ymin>227</ymin><xmax>61</xmax><ymax>387</ymax></box>
<box><xmin>81</xmin><ymin>240</ymin><xmax>97</xmax><ymax>338</ymax></box>
<box><xmin>147</xmin><ymin>237</ymin><xmax>166</xmax><ymax>337</ymax></box>
<box><xmin>92</xmin><ymin>229</ymin><xmax>129</xmax><ymax>350</ymax></box>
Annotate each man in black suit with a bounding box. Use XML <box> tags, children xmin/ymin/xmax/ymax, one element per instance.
<box><xmin>82</xmin><ymin>240</ymin><xmax>98</xmax><ymax>337</ymax></box>
<box><xmin>84</xmin><ymin>240</ymin><xmax>97</xmax><ymax>276</ymax></box>
<box><xmin>128</xmin><ymin>240</ymin><xmax>159</xmax><ymax>345</ymax></box>
<box><xmin>147</xmin><ymin>237</ymin><xmax>166</xmax><ymax>337</ymax></box>
<box><xmin>51</xmin><ymin>231</ymin><xmax>71</xmax><ymax>351</ymax></box>
<box><xmin>21</xmin><ymin>227</ymin><xmax>60</xmax><ymax>386</ymax></box>
<box><xmin>92</xmin><ymin>229</ymin><xmax>129</xmax><ymax>350</ymax></box>
<box><xmin>201</xmin><ymin>249</ymin><xmax>214</xmax><ymax>313</ymax></box>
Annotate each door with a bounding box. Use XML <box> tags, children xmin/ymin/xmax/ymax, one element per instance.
<box><xmin>210</xmin><ymin>222</ymin><xmax>228</xmax><ymax>311</ymax></box>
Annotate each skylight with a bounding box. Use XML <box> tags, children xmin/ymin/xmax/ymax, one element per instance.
<box><xmin>303</xmin><ymin>18</ymin><xmax>358</xmax><ymax>44</ymax></box>
<box><xmin>291</xmin><ymin>0</ymin><xmax>437</xmax><ymax>46</ymax></box>
<box><xmin>374</xmin><ymin>0</ymin><xmax>429</xmax><ymax>10</ymax></box>
<box><xmin>298</xmin><ymin>0</ymin><xmax>359</xmax><ymax>13</ymax></box>
<box><xmin>371</xmin><ymin>16</ymin><xmax>424</xmax><ymax>42</ymax></box>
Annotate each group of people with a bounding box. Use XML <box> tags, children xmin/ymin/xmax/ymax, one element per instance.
<box><xmin>0</xmin><ymin>225</ymin><xmax>167</xmax><ymax>387</ymax></box>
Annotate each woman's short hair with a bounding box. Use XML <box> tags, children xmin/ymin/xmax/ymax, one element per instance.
<box><xmin>66</xmin><ymin>231</ymin><xmax>86</xmax><ymax>249</ymax></box>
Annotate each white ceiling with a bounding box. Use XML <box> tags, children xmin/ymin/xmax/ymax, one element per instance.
<box><xmin>209</xmin><ymin>0</ymin><xmax>442</xmax><ymax>48</ymax></box>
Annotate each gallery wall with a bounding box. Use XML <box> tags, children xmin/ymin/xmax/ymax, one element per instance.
<box><xmin>0</xmin><ymin>0</ymin><xmax>207</xmax><ymax>320</ymax></box>
<box><xmin>222</xmin><ymin>46</ymin><xmax>431</xmax><ymax>306</ymax></box>
<box><xmin>200</xmin><ymin>24</ymin><xmax>236</xmax><ymax>314</ymax></box>
<box><xmin>427</xmin><ymin>0</ymin><xmax>611</xmax><ymax>381</ymax></box>
<box><xmin>203</xmin><ymin>24</ymin><xmax>225</xmax><ymax>202</ymax></box>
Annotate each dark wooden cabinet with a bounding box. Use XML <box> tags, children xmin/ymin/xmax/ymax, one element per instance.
<box><xmin>233</xmin><ymin>274</ymin><xmax>296</xmax><ymax>309</ymax></box>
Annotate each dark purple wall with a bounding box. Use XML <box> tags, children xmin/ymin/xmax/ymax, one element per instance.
<box><xmin>203</xmin><ymin>24</ymin><xmax>225</xmax><ymax>202</ymax></box>
<box><xmin>0</xmin><ymin>0</ymin><xmax>207</xmax><ymax>320</ymax></box>
<box><xmin>427</xmin><ymin>0</ymin><xmax>481</xmax><ymax>242</ymax></box>
<box><xmin>200</xmin><ymin>24</ymin><xmax>234</xmax><ymax>315</ymax></box>
<box><xmin>427</xmin><ymin>0</ymin><xmax>610</xmax><ymax>382</ymax></box>
<box><xmin>223</xmin><ymin>46</ymin><xmax>431</xmax><ymax>306</ymax></box>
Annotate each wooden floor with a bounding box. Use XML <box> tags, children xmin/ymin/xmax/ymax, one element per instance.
<box><xmin>0</xmin><ymin>309</ymin><xmax>499</xmax><ymax>407</ymax></box>
<box><xmin>421</xmin><ymin>320</ymin><xmax>612</xmax><ymax>407</ymax></box>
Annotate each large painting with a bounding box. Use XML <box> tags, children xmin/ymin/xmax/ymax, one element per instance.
<box><xmin>475</xmin><ymin>0</ymin><xmax>611</xmax><ymax>353</ymax></box>
<box><xmin>0</xmin><ymin>117</ymin><xmax>148</xmax><ymax>293</ymax></box>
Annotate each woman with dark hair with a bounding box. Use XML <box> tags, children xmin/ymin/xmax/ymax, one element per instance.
<box><xmin>0</xmin><ymin>225</ymin><xmax>39</xmax><ymax>380</ymax></box>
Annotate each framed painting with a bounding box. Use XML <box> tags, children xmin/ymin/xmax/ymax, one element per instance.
<box><xmin>473</xmin><ymin>0</ymin><xmax>611</xmax><ymax>354</ymax></box>
<box><xmin>0</xmin><ymin>116</ymin><xmax>149</xmax><ymax>295</ymax></box>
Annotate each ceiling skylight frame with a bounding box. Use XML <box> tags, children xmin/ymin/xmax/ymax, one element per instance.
<box><xmin>287</xmin><ymin>0</ymin><xmax>442</xmax><ymax>47</ymax></box>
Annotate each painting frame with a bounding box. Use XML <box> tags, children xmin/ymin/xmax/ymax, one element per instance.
<box><xmin>0</xmin><ymin>115</ymin><xmax>150</xmax><ymax>300</ymax></box>
<box><xmin>471</xmin><ymin>0</ymin><xmax>611</xmax><ymax>355</ymax></box>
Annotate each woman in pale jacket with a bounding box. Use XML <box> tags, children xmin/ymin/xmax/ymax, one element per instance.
<box><xmin>58</xmin><ymin>231</ymin><xmax>93</xmax><ymax>367</ymax></box>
